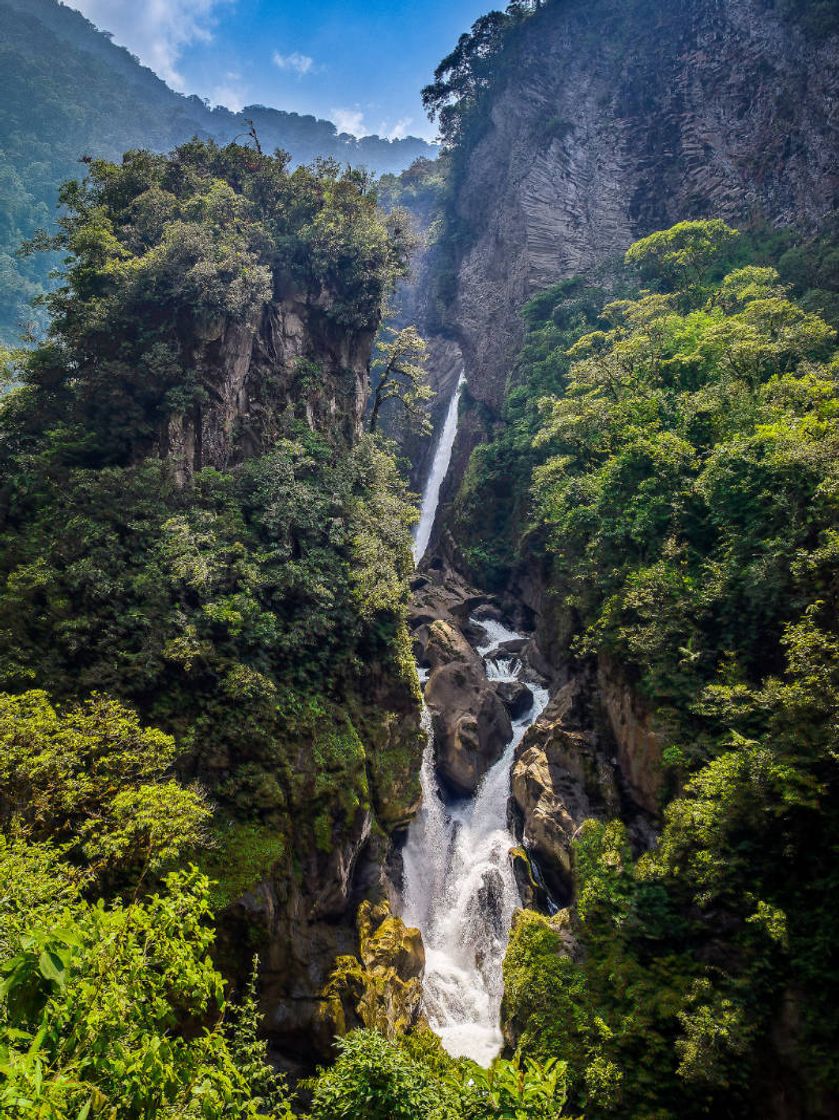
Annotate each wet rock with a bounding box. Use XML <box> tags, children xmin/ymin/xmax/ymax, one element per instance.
<box><xmin>510</xmin><ymin>846</ymin><xmax>550</xmax><ymax>912</ymax></box>
<box><xmin>495</xmin><ymin>679</ymin><xmax>534</xmax><ymax>720</ymax></box>
<box><xmin>471</xmin><ymin>602</ymin><xmax>504</xmax><ymax>623</ymax></box>
<box><xmin>498</xmin><ymin>637</ymin><xmax>528</xmax><ymax>656</ymax></box>
<box><xmin>425</xmin><ymin>661</ymin><xmax>513</xmax><ymax>796</ymax></box>
<box><xmin>512</xmin><ymin>680</ymin><xmax>620</xmax><ymax>901</ymax></box>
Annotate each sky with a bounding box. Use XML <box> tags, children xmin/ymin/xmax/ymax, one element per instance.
<box><xmin>63</xmin><ymin>0</ymin><xmax>494</xmax><ymax>140</ymax></box>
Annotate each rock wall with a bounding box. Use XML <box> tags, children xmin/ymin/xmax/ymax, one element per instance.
<box><xmin>164</xmin><ymin>291</ymin><xmax>375</xmax><ymax>484</ymax></box>
<box><xmin>446</xmin><ymin>0</ymin><xmax>839</xmax><ymax>414</ymax></box>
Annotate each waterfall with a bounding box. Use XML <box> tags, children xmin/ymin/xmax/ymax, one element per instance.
<box><xmin>413</xmin><ymin>371</ymin><xmax>466</xmax><ymax>564</ymax></box>
<box><xmin>401</xmin><ymin>622</ymin><xmax>550</xmax><ymax>1066</ymax></box>
<box><xmin>403</xmin><ymin>367</ymin><xmax>549</xmax><ymax>1064</ymax></box>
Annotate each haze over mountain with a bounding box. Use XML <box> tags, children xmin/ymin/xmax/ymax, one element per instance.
<box><xmin>0</xmin><ymin>0</ymin><xmax>436</xmax><ymax>341</ymax></box>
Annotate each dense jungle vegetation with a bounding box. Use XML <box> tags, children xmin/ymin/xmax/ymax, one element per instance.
<box><xmin>1</xmin><ymin>0</ymin><xmax>838</xmax><ymax>1115</ymax></box>
<box><xmin>0</xmin><ymin>0</ymin><xmax>434</xmax><ymax>344</ymax></box>
<box><xmin>0</xmin><ymin>133</ymin><xmax>569</xmax><ymax>1120</ymax></box>
<box><xmin>453</xmin><ymin>219</ymin><xmax>839</xmax><ymax>1117</ymax></box>
<box><xmin>0</xmin><ymin>138</ymin><xmax>420</xmax><ymax>1117</ymax></box>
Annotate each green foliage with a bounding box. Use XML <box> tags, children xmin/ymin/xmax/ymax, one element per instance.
<box><xmin>0</xmin><ymin>690</ymin><xmax>210</xmax><ymax>878</ymax></box>
<box><xmin>306</xmin><ymin>1029</ymin><xmax>575</xmax><ymax>1120</ymax></box>
<box><xmin>369</xmin><ymin>324</ymin><xmax>434</xmax><ymax>435</ymax></box>
<box><xmin>5</xmin><ymin>140</ymin><xmax>409</xmax><ymax>464</ymax></box>
<box><xmin>456</xmin><ymin>1054</ymin><xmax>571</xmax><ymax>1119</ymax></box>
<box><xmin>624</xmin><ymin>219</ymin><xmax>740</xmax><ymax>299</ymax></box>
<box><xmin>488</xmin><ymin>219</ymin><xmax>839</xmax><ymax>1117</ymax></box>
<box><xmin>0</xmin><ymin>0</ymin><xmax>435</xmax><ymax>344</ymax></box>
<box><xmin>308</xmin><ymin>1029</ymin><xmax>453</xmax><ymax>1119</ymax></box>
<box><xmin>422</xmin><ymin>2</ymin><xmax>544</xmax><ymax>149</ymax></box>
<box><xmin>0</xmin><ymin>862</ymin><xmax>292</xmax><ymax>1119</ymax></box>
<box><xmin>203</xmin><ymin>820</ymin><xmax>286</xmax><ymax>911</ymax></box>
<box><xmin>0</xmin><ymin>133</ymin><xmax>421</xmax><ymax>947</ymax></box>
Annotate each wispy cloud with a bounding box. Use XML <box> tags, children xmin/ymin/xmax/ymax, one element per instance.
<box><xmin>381</xmin><ymin>117</ymin><xmax>413</xmax><ymax>141</ymax></box>
<box><xmin>272</xmin><ymin>50</ymin><xmax>315</xmax><ymax>77</ymax></box>
<box><xmin>211</xmin><ymin>73</ymin><xmax>248</xmax><ymax>111</ymax></box>
<box><xmin>65</xmin><ymin>0</ymin><xmax>232</xmax><ymax>89</ymax></box>
<box><xmin>332</xmin><ymin>107</ymin><xmax>366</xmax><ymax>137</ymax></box>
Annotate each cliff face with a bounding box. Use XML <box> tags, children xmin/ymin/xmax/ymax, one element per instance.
<box><xmin>165</xmin><ymin>294</ymin><xmax>374</xmax><ymax>484</ymax></box>
<box><xmin>445</xmin><ymin>0</ymin><xmax>839</xmax><ymax>413</ymax></box>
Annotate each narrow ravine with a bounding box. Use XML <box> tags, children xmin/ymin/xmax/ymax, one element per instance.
<box><xmin>402</xmin><ymin>372</ymin><xmax>550</xmax><ymax>1065</ymax></box>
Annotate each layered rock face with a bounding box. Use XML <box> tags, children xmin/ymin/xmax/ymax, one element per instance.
<box><xmin>447</xmin><ymin>0</ymin><xmax>839</xmax><ymax>414</ymax></box>
<box><xmin>165</xmin><ymin>292</ymin><xmax>374</xmax><ymax>484</ymax></box>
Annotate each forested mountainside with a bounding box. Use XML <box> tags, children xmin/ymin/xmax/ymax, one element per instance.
<box><xmin>0</xmin><ymin>0</ymin><xmax>435</xmax><ymax>342</ymax></box>
<box><xmin>0</xmin><ymin>0</ymin><xmax>838</xmax><ymax>1118</ymax></box>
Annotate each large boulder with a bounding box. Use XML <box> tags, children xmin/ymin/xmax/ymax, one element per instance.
<box><xmin>419</xmin><ymin>618</ymin><xmax>483</xmax><ymax>671</ymax></box>
<box><xmin>495</xmin><ymin>679</ymin><xmax>534</xmax><ymax>720</ymax></box>
<box><xmin>425</xmin><ymin>660</ymin><xmax>513</xmax><ymax>796</ymax></box>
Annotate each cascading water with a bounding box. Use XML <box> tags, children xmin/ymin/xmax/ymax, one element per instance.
<box><xmin>401</xmin><ymin>628</ymin><xmax>549</xmax><ymax>1066</ymax></box>
<box><xmin>403</xmin><ymin>364</ymin><xmax>549</xmax><ymax>1064</ymax></box>
<box><xmin>413</xmin><ymin>371</ymin><xmax>466</xmax><ymax>564</ymax></box>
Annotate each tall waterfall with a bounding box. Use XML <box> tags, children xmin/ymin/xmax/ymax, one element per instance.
<box><xmin>402</xmin><ymin>643</ymin><xmax>549</xmax><ymax>1064</ymax></box>
<box><xmin>413</xmin><ymin>372</ymin><xmax>465</xmax><ymax>564</ymax></box>
<box><xmin>403</xmin><ymin>365</ymin><xmax>548</xmax><ymax>1064</ymax></box>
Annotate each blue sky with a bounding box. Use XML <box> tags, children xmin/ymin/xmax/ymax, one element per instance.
<box><xmin>64</xmin><ymin>0</ymin><xmax>493</xmax><ymax>140</ymax></box>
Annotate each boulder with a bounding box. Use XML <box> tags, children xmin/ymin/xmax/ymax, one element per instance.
<box><xmin>420</xmin><ymin>618</ymin><xmax>482</xmax><ymax>671</ymax></box>
<box><xmin>495</xmin><ymin>679</ymin><xmax>534</xmax><ymax>720</ymax></box>
<box><xmin>425</xmin><ymin>660</ymin><xmax>513</xmax><ymax>796</ymax></box>
<box><xmin>319</xmin><ymin>900</ymin><xmax>426</xmax><ymax>1041</ymax></box>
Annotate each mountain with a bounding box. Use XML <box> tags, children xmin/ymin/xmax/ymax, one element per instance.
<box><xmin>420</xmin><ymin>0</ymin><xmax>839</xmax><ymax>419</ymax></box>
<box><xmin>0</xmin><ymin>0</ymin><xmax>436</xmax><ymax>342</ymax></box>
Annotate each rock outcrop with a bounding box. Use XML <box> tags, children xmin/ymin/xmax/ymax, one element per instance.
<box><xmin>411</xmin><ymin>576</ymin><xmax>518</xmax><ymax>797</ymax></box>
<box><xmin>426</xmin><ymin>661</ymin><xmax>513</xmax><ymax>796</ymax></box>
<box><xmin>319</xmin><ymin>900</ymin><xmax>426</xmax><ymax>1042</ymax></box>
<box><xmin>512</xmin><ymin>677</ymin><xmax>621</xmax><ymax>901</ymax></box>
<box><xmin>597</xmin><ymin>655</ymin><xmax>664</xmax><ymax>816</ymax></box>
<box><xmin>165</xmin><ymin>291</ymin><xmax>374</xmax><ymax>484</ymax></box>
<box><xmin>213</xmin><ymin>673</ymin><xmax>425</xmax><ymax>1067</ymax></box>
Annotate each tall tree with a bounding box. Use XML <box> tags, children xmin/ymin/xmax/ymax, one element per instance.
<box><xmin>368</xmin><ymin>325</ymin><xmax>434</xmax><ymax>435</ymax></box>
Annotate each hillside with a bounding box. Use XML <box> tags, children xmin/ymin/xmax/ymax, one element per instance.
<box><xmin>0</xmin><ymin>0</ymin><xmax>436</xmax><ymax>342</ymax></box>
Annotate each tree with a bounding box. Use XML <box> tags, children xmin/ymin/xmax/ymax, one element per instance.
<box><xmin>368</xmin><ymin>325</ymin><xmax>434</xmax><ymax>434</ymax></box>
<box><xmin>421</xmin><ymin>5</ymin><xmax>539</xmax><ymax>147</ymax></box>
<box><xmin>0</xmin><ymin>690</ymin><xmax>210</xmax><ymax>880</ymax></box>
<box><xmin>624</xmin><ymin>219</ymin><xmax>739</xmax><ymax>302</ymax></box>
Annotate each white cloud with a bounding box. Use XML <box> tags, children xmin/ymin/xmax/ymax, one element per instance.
<box><xmin>332</xmin><ymin>107</ymin><xmax>366</xmax><ymax>137</ymax></box>
<box><xmin>272</xmin><ymin>50</ymin><xmax>314</xmax><ymax>76</ymax></box>
<box><xmin>380</xmin><ymin>117</ymin><xmax>413</xmax><ymax>141</ymax></box>
<box><xmin>211</xmin><ymin>83</ymin><xmax>247</xmax><ymax>112</ymax></box>
<box><xmin>65</xmin><ymin>0</ymin><xmax>231</xmax><ymax>90</ymax></box>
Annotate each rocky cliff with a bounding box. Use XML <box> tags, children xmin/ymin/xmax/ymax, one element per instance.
<box><xmin>444</xmin><ymin>0</ymin><xmax>838</xmax><ymax>415</ymax></box>
<box><xmin>166</xmin><ymin>291</ymin><xmax>374</xmax><ymax>484</ymax></box>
